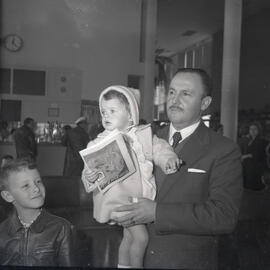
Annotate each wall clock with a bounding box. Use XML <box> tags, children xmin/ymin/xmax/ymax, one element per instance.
<box><xmin>3</xmin><ymin>34</ymin><xmax>23</xmax><ymax>52</ymax></box>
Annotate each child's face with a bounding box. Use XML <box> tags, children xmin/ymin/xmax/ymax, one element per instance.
<box><xmin>5</xmin><ymin>168</ymin><xmax>45</xmax><ymax>210</ymax></box>
<box><xmin>100</xmin><ymin>98</ymin><xmax>132</xmax><ymax>131</ymax></box>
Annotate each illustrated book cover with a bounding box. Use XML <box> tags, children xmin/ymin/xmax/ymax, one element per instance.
<box><xmin>80</xmin><ymin>130</ymin><xmax>136</xmax><ymax>193</ymax></box>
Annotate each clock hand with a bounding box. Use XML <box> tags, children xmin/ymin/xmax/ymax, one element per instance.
<box><xmin>11</xmin><ymin>37</ymin><xmax>16</xmax><ymax>48</ymax></box>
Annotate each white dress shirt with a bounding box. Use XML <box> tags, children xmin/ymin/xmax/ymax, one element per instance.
<box><xmin>169</xmin><ymin>121</ymin><xmax>200</xmax><ymax>146</ymax></box>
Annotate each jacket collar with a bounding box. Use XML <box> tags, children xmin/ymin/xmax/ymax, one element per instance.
<box><xmin>169</xmin><ymin>121</ymin><xmax>200</xmax><ymax>145</ymax></box>
<box><xmin>174</xmin><ymin>121</ymin><xmax>210</xmax><ymax>162</ymax></box>
<box><xmin>8</xmin><ymin>208</ymin><xmax>49</xmax><ymax>235</ymax></box>
<box><xmin>157</xmin><ymin>121</ymin><xmax>209</xmax><ymax>151</ymax></box>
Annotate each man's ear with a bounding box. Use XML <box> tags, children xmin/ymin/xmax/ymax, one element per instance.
<box><xmin>201</xmin><ymin>96</ymin><xmax>212</xmax><ymax>111</ymax></box>
<box><xmin>1</xmin><ymin>190</ymin><xmax>14</xmax><ymax>203</ymax></box>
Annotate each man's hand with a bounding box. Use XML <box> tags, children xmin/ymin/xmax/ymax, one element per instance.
<box><xmin>111</xmin><ymin>198</ymin><xmax>156</xmax><ymax>227</ymax></box>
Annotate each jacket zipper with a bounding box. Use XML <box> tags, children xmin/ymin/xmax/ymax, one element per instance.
<box><xmin>23</xmin><ymin>227</ymin><xmax>29</xmax><ymax>265</ymax></box>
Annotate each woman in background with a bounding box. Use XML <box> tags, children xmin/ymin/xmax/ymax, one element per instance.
<box><xmin>240</xmin><ymin>122</ymin><xmax>267</xmax><ymax>190</ymax></box>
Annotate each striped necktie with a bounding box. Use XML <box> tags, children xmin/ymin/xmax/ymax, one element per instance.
<box><xmin>172</xmin><ymin>131</ymin><xmax>182</xmax><ymax>148</ymax></box>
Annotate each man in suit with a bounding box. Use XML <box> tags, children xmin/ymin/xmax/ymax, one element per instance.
<box><xmin>113</xmin><ymin>68</ymin><xmax>243</xmax><ymax>269</ymax></box>
<box><xmin>63</xmin><ymin>117</ymin><xmax>89</xmax><ymax>176</ymax></box>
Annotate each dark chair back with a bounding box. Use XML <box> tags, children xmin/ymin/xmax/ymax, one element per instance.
<box><xmin>42</xmin><ymin>176</ymin><xmax>80</xmax><ymax>208</ymax></box>
<box><xmin>42</xmin><ymin>176</ymin><xmax>93</xmax><ymax>209</ymax></box>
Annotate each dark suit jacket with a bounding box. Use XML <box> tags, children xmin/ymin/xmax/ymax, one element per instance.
<box><xmin>14</xmin><ymin>125</ymin><xmax>37</xmax><ymax>160</ymax></box>
<box><xmin>63</xmin><ymin>126</ymin><xmax>89</xmax><ymax>176</ymax></box>
<box><xmin>145</xmin><ymin>122</ymin><xmax>243</xmax><ymax>270</ymax></box>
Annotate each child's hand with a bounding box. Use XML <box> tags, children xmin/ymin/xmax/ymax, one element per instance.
<box><xmin>165</xmin><ymin>157</ymin><xmax>182</xmax><ymax>174</ymax></box>
<box><xmin>84</xmin><ymin>168</ymin><xmax>100</xmax><ymax>183</ymax></box>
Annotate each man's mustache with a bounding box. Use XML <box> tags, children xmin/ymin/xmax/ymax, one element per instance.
<box><xmin>168</xmin><ymin>105</ymin><xmax>183</xmax><ymax>111</ymax></box>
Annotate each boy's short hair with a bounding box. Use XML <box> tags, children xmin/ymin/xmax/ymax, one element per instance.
<box><xmin>102</xmin><ymin>90</ymin><xmax>131</xmax><ymax>113</ymax></box>
<box><xmin>0</xmin><ymin>158</ymin><xmax>37</xmax><ymax>191</ymax></box>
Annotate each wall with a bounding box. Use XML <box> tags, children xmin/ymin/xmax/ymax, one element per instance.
<box><xmin>0</xmin><ymin>0</ymin><xmax>143</xmax><ymax>123</ymax></box>
<box><xmin>174</xmin><ymin>8</ymin><xmax>270</xmax><ymax>114</ymax></box>
<box><xmin>175</xmin><ymin>37</ymin><xmax>218</xmax><ymax>113</ymax></box>
<box><xmin>0</xmin><ymin>66</ymin><xmax>82</xmax><ymax>122</ymax></box>
<box><xmin>239</xmin><ymin>8</ymin><xmax>270</xmax><ymax>111</ymax></box>
<box><xmin>211</xmin><ymin>8</ymin><xmax>270</xmax><ymax>113</ymax></box>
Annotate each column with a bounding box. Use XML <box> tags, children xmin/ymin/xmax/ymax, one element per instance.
<box><xmin>220</xmin><ymin>0</ymin><xmax>242</xmax><ymax>141</ymax></box>
<box><xmin>142</xmin><ymin>0</ymin><xmax>157</xmax><ymax>122</ymax></box>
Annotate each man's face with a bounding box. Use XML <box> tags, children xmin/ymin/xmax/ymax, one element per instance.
<box><xmin>166</xmin><ymin>72</ymin><xmax>211</xmax><ymax>129</ymax></box>
<box><xmin>249</xmin><ymin>125</ymin><xmax>259</xmax><ymax>138</ymax></box>
<box><xmin>5</xmin><ymin>168</ymin><xmax>45</xmax><ymax>211</ymax></box>
<box><xmin>28</xmin><ymin>120</ymin><xmax>36</xmax><ymax>132</ymax></box>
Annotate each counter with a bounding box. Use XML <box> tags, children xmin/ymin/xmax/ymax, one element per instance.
<box><xmin>0</xmin><ymin>142</ymin><xmax>66</xmax><ymax>176</ymax></box>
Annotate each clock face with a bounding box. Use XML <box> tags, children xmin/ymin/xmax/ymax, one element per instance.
<box><xmin>3</xmin><ymin>34</ymin><xmax>23</xmax><ymax>52</ymax></box>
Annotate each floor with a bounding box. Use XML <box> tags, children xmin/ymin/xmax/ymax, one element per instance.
<box><xmin>218</xmin><ymin>184</ymin><xmax>270</xmax><ymax>270</ymax></box>
<box><xmin>1</xmin><ymin>182</ymin><xmax>270</xmax><ymax>269</ymax></box>
<box><xmin>73</xmin><ymin>187</ymin><xmax>270</xmax><ymax>269</ymax></box>
<box><xmin>76</xmin><ymin>225</ymin><xmax>122</xmax><ymax>268</ymax></box>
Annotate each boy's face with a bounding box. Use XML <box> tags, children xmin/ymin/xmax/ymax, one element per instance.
<box><xmin>3</xmin><ymin>168</ymin><xmax>45</xmax><ymax>210</ymax></box>
<box><xmin>100</xmin><ymin>98</ymin><xmax>131</xmax><ymax>131</ymax></box>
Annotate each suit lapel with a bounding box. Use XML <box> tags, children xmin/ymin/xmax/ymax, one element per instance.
<box><xmin>158</xmin><ymin>122</ymin><xmax>210</xmax><ymax>201</ymax></box>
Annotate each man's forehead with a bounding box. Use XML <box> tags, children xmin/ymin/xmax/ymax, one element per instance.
<box><xmin>172</xmin><ymin>72</ymin><xmax>200</xmax><ymax>82</ymax></box>
<box><xmin>170</xmin><ymin>72</ymin><xmax>203</xmax><ymax>90</ymax></box>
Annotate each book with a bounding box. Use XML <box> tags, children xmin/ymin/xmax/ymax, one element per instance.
<box><xmin>80</xmin><ymin>130</ymin><xmax>136</xmax><ymax>193</ymax></box>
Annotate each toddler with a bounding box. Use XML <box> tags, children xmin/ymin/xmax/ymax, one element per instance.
<box><xmin>82</xmin><ymin>85</ymin><xmax>181</xmax><ymax>268</ymax></box>
<box><xmin>0</xmin><ymin>158</ymin><xmax>76</xmax><ymax>267</ymax></box>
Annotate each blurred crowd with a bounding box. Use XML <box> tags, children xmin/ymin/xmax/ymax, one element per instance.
<box><xmin>211</xmin><ymin>108</ymin><xmax>270</xmax><ymax>191</ymax></box>
<box><xmin>1</xmin><ymin>107</ymin><xmax>270</xmax><ymax>192</ymax></box>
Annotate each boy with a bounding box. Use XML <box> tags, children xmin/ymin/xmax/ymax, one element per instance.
<box><xmin>0</xmin><ymin>158</ymin><xmax>76</xmax><ymax>267</ymax></box>
<box><xmin>82</xmin><ymin>85</ymin><xmax>181</xmax><ymax>268</ymax></box>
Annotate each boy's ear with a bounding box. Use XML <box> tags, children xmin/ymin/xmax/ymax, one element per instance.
<box><xmin>1</xmin><ymin>190</ymin><xmax>14</xmax><ymax>203</ymax></box>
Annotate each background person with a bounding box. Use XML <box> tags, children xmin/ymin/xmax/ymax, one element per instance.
<box><xmin>239</xmin><ymin>122</ymin><xmax>267</xmax><ymax>190</ymax></box>
<box><xmin>61</xmin><ymin>124</ymin><xmax>72</xmax><ymax>145</ymax></box>
<box><xmin>0</xmin><ymin>155</ymin><xmax>14</xmax><ymax>168</ymax></box>
<box><xmin>88</xmin><ymin>121</ymin><xmax>104</xmax><ymax>140</ymax></box>
<box><xmin>14</xmin><ymin>117</ymin><xmax>37</xmax><ymax>161</ymax></box>
<box><xmin>112</xmin><ymin>68</ymin><xmax>243</xmax><ymax>270</ymax></box>
<box><xmin>0</xmin><ymin>120</ymin><xmax>10</xmax><ymax>142</ymax></box>
<box><xmin>63</xmin><ymin>117</ymin><xmax>89</xmax><ymax>176</ymax></box>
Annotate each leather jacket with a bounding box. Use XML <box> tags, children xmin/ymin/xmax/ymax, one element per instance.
<box><xmin>0</xmin><ymin>209</ymin><xmax>76</xmax><ymax>266</ymax></box>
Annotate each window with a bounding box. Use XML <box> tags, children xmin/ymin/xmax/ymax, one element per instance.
<box><xmin>0</xmin><ymin>68</ymin><xmax>11</xmax><ymax>94</ymax></box>
<box><xmin>13</xmin><ymin>69</ymin><xmax>46</xmax><ymax>96</ymax></box>
<box><xmin>0</xmin><ymin>99</ymin><xmax>21</xmax><ymax>121</ymax></box>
